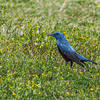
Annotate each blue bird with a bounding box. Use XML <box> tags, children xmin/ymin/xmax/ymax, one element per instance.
<box><xmin>48</xmin><ymin>32</ymin><xmax>97</xmax><ymax>67</ymax></box>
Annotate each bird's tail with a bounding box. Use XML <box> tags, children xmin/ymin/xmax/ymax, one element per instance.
<box><xmin>87</xmin><ymin>60</ymin><xmax>97</xmax><ymax>65</ymax></box>
<box><xmin>78</xmin><ymin>54</ymin><xmax>97</xmax><ymax>65</ymax></box>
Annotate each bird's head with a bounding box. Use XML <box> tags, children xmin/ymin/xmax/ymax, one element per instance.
<box><xmin>47</xmin><ymin>32</ymin><xmax>65</xmax><ymax>40</ymax></box>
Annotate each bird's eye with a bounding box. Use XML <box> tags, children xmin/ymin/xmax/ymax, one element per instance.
<box><xmin>56</xmin><ymin>33</ymin><xmax>59</xmax><ymax>35</ymax></box>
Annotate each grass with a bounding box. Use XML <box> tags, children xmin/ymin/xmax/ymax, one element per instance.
<box><xmin>0</xmin><ymin>0</ymin><xmax>100</xmax><ymax>99</ymax></box>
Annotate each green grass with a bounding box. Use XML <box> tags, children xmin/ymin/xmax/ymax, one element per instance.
<box><xmin>0</xmin><ymin>0</ymin><xmax>100</xmax><ymax>99</ymax></box>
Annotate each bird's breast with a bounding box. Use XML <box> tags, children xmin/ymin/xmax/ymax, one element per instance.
<box><xmin>58</xmin><ymin>45</ymin><xmax>70</xmax><ymax>62</ymax></box>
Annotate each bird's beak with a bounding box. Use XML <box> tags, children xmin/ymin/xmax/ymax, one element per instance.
<box><xmin>47</xmin><ymin>34</ymin><xmax>54</xmax><ymax>36</ymax></box>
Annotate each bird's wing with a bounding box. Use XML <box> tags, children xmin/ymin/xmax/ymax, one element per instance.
<box><xmin>59</xmin><ymin>43</ymin><xmax>84</xmax><ymax>67</ymax></box>
<box><xmin>59</xmin><ymin>43</ymin><xmax>76</xmax><ymax>55</ymax></box>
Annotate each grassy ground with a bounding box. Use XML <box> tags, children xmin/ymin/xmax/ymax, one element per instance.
<box><xmin>0</xmin><ymin>0</ymin><xmax>100</xmax><ymax>99</ymax></box>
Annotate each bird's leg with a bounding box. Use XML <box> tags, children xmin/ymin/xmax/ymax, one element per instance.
<box><xmin>70</xmin><ymin>61</ymin><xmax>73</xmax><ymax>67</ymax></box>
<box><xmin>66</xmin><ymin>61</ymin><xmax>68</xmax><ymax>65</ymax></box>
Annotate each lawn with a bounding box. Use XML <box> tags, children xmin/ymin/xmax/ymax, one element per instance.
<box><xmin>0</xmin><ymin>0</ymin><xmax>100</xmax><ymax>99</ymax></box>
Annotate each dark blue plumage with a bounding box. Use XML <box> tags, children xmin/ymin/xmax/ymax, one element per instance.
<box><xmin>48</xmin><ymin>32</ymin><xmax>97</xmax><ymax>67</ymax></box>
